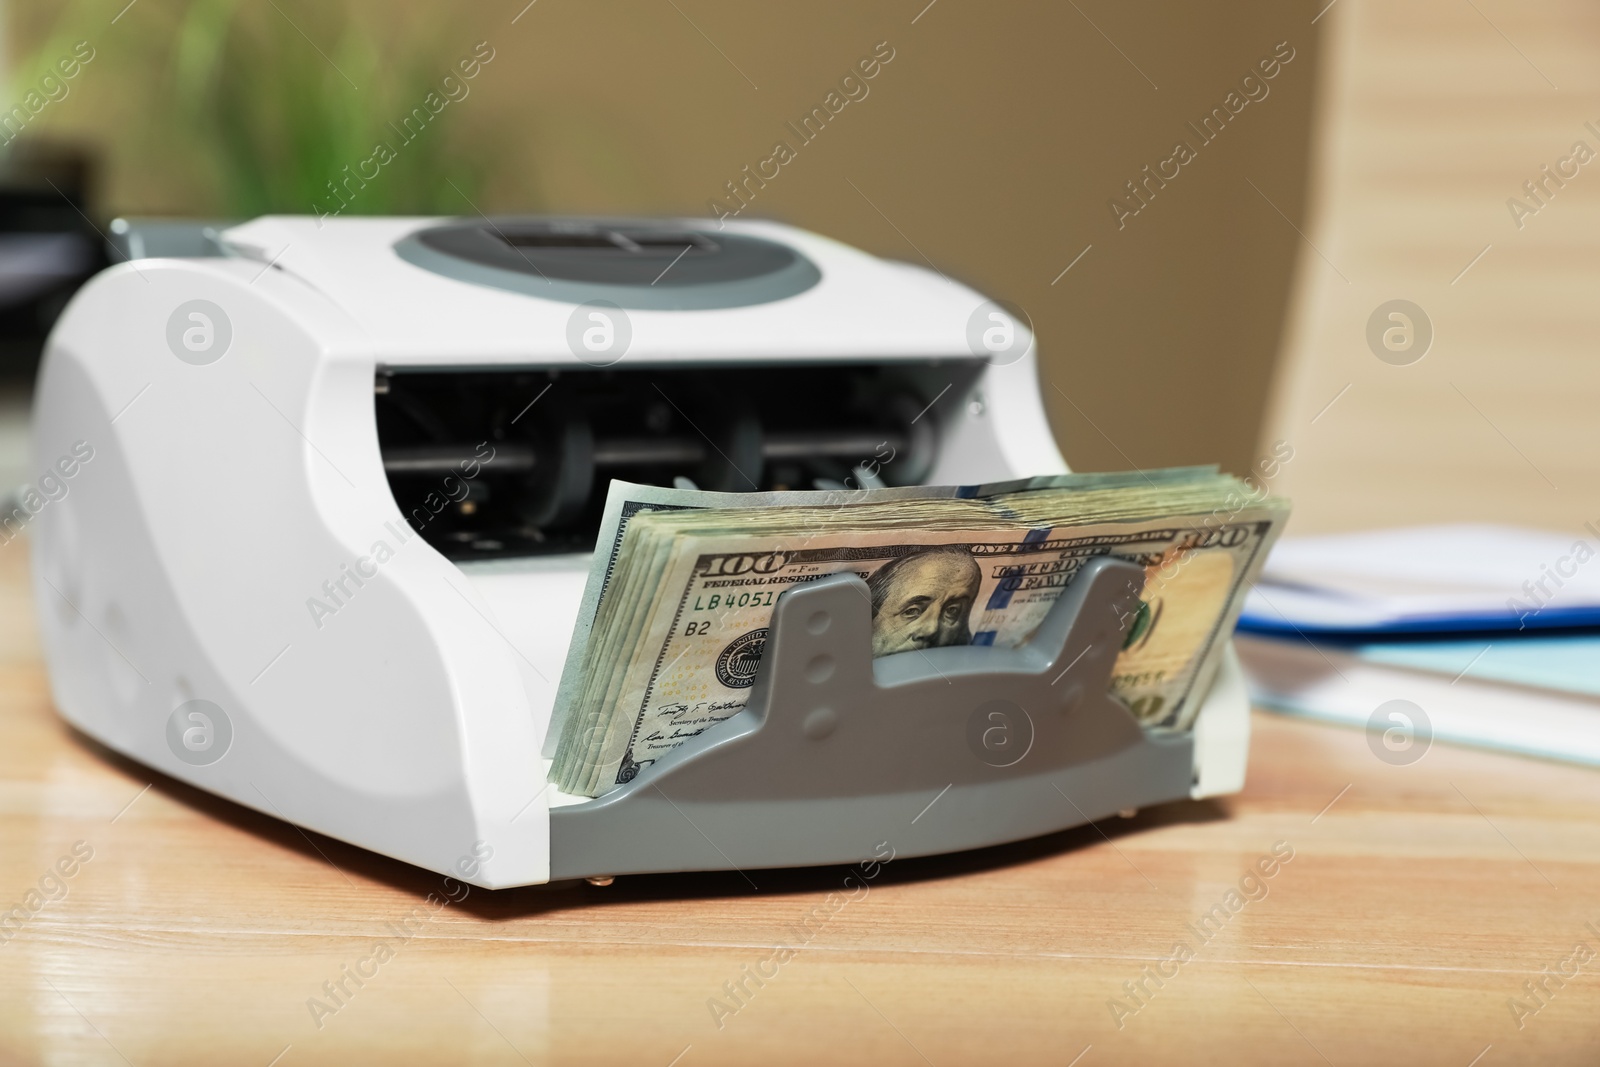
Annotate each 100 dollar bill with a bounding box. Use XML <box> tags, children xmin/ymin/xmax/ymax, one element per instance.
<box><xmin>574</xmin><ymin>511</ymin><xmax>1279</xmax><ymax>793</ymax></box>
<box><xmin>544</xmin><ymin>469</ymin><xmax>1224</xmax><ymax>761</ymax></box>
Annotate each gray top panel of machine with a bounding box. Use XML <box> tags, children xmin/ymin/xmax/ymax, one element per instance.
<box><xmin>393</xmin><ymin>218</ymin><xmax>823</xmax><ymax>310</ymax></box>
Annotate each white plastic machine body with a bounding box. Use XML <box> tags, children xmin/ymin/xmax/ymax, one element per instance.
<box><xmin>29</xmin><ymin>215</ymin><xmax>1249</xmax><ymax>888</ymax></box>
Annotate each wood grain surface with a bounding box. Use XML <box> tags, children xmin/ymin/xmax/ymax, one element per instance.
<box><xmin>4</xmin><ymin>538</ymin><xmax>1600</xmax><ymax>1067</ymax></box>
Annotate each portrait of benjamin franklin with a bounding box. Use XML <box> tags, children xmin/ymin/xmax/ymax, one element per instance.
<box><xmin>865</xmin><ymin>546</ymin><xmax>982</xmax><ymax>657</ymax></box>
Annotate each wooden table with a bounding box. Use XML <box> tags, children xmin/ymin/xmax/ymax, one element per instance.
<box><xmin>3</xmin><ymin>528</ymin><xmax>1599</xmax><ymax>1066</ymax></box>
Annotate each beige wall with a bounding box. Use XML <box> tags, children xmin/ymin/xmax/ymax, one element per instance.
<box><xmin>8</xmin><ymin>0</ymin><xmax>1319</xmax><ymax>477</ymax></box>
<box><xmin>1261</xmin><ymin>1</ymin><xmax>1600</xmax><ymax>534</ymax></box>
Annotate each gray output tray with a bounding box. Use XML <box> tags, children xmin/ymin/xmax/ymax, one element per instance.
<box><xmin>548</xmin><ymin>556</ymin><xmax>1195</xmax><ymax>879</ymax></box>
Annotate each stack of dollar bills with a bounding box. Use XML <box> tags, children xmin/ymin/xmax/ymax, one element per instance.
<box><xmin>549</xmin><ymin>468</ymin><xmax>1289</xmax><ymax>797</ymax></box>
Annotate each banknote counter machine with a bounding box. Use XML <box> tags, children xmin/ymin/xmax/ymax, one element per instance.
<box><xmin>30</xmin><ymin>216</ymin><xmax>1252</xmax><ymax>888</ymax></box>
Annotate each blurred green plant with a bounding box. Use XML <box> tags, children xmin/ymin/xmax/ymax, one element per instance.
<box><xmin>8</xmin><ymin>0</ymin><xmax>506</xmax><ymax>217</ymax></box>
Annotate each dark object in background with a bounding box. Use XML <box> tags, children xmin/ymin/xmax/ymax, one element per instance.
<box><xmin>0</xmin><ymin>141</ymin><xmax>109</xmax><ymax>381</ymax></box>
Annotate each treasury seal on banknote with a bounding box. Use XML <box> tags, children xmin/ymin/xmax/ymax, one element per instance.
<box><xmin>715</xmin><ymin>628</ymin><xmax>768</xmax><ymax>688</ymax></box>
